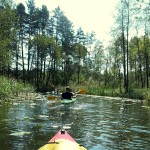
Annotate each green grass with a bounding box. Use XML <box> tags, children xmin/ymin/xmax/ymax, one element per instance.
<box><xmin>0</xmin><ymin>76</ymin><xmax>35</xmax><ymax>100</ymax></box>
<box><xmin>70</xmin><ymin>84</ymin><xmax>150</xmax><ymax>101</ymax></box>
<box><xmin>1</xmin><ymin>76</ymin><xmax>149</xmax><ymax>105</ymax></box>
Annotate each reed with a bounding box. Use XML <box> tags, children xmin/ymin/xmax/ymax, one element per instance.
<box><xmin>71</xmin><ymin>84</ymin><xmax>149</xmax><ymax>101</ymax></box>
<box><xmin>0</xmin><ymin>76</ymin><xmax>34</xmax><ymax>99</ymax></box>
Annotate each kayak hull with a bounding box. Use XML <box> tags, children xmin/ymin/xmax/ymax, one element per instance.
<box><xmin>49</xmin><ymin>129</ymin><xmax>76</xmax><ymax>142</ymax></box>
<box><xmin>61</xmin><ymin>98</ymin><xmax>76</xmax><ymax>104</ymax></box>
<box><xmin>38</xmin><ymin>140</ymin><xmax>86</xmax><ymax>150</ymax></box>
<box><xmin>38</xmin><ymin>130</ymin><xmax>87</xmax><ymax>150</ymax></box>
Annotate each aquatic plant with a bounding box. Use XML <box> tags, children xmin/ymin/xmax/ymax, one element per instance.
<box><xmin>0</xmin><ymin>76</ymin><xmax>35</xmax><ymax>100</ymax></box>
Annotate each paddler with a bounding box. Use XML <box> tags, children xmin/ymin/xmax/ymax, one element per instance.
<box><xmin>61</xmin><ymin>87</ymin><xmax>74</xmax><ymax>100</ymax></box>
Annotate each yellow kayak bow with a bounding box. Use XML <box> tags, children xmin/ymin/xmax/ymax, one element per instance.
<box><xmin>38</xmin><ymin>130</ymin><xmax>87</xmax><ymax>150</ymax></box>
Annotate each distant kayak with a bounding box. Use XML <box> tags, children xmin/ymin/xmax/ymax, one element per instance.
<box><xmin>61</xmin><ymin>98</ymin><xmax>76</xmax><ymax>104</ymax></box>
<box><xmin>38</xmin><ymin>129</ymin><xmax>87</xmax><ymax>150</ymax></box>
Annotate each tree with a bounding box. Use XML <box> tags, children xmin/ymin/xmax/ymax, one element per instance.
<box><xmin>114</xmin><ymin>0</ymin><xmax>134</xmax><ymax>93</ymax></box>
<box><xmin>26</xmin><ymin>0</ymin><xmax>36</xmax><ymax>81</ymax></box>
<box><xmin>0</xmin><ymin>0</ymin><xmax>17</xmax><ymax>75</ymax></box>
<box><xmin>93</xmin><ymin>40</ymin><xmax>104</xmax><ymax>85</ymax></box>
<box><xmin>16</xmin><ymin>3</ymin><xmax>28</xmax><ymax>82</ymax></box>
<box><xmin>52</xmin><ymin>7</ymin><xmax>74</xmax><ymax>85</ymax></box>
<box><xmin>72</xmin><ymin>43</ymin><xmax>87</xmax><ymax>84</ymax></box>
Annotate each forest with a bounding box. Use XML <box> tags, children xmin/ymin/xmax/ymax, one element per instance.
<box><xmin>0</xmin><ymin>0</ymin><xmax>150</xmax><ymax>99</ymax></box>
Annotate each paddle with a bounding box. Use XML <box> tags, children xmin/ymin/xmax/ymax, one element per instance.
<box><xmin>76</xmin><ymin>89</ymin><xmax>88</xmax><ymax>94</ymax></box>
<box><xmin>47</xmin><ymin>95</ymin><xmax>58</xmax><ymax>100</ymax></box>
<box><xmin>47</xmin><ymin>88</ymin><xmax>87</xmax><ymax>100</ymax></box>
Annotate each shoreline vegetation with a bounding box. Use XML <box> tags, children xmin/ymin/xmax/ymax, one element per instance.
<box><xmin>0</xmin><ymin>76</ymin><xmax>150</xmax><ymax>107</ymax></box>
<box><xmin>0</xmin><ymin>0</ymin><xmax>150</xmax><ymax>110</ymax></box>
<box><xmin>0</xmin><ymin>76</ymin><xmax>35</xmax><ymax>101</ymax></box>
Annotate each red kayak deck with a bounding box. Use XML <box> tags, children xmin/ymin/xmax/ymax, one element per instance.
<box><xmin>49</xmin><ymin>130</ymin><xmax>76</xmax><ymax>143</ymax></box>
<box><xmin>38</xmin><ymin>129</ymin><xmax>87</xmax><ymax>150</ymax></box>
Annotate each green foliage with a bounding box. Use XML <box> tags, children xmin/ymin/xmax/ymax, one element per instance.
<box><xmin>121</xmin><ymin>89</ymin><xmax>144</xmax><ymax>100</ymax></box>
<box><xmin>0</xmin><ymin>1</ymin><xmax>17</xmax><ymax>68</ymax></box>
<box><xmin>72</xmin><ymin>43</ymin><xmax>87</xmax><ymax>58</ymax></box>
<box><xmin>0</xmin><ymin>76</ymin><xmax>35</xmax><ymax>99</ymax></box>
<box><xmin>86</xmin><ymin>86</ymin><xmax>120</xmax><ymax>97</ymax></box>
<box><xmin>0</xmin><ymin>0</ymin><xmax>150</xmax><ymax>96</ymax></box>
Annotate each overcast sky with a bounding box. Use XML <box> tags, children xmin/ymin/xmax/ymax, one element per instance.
<box><xmin>14</xmin><ymin>0</ymin><xmax>119</xmax><ymax>46</ymax></box>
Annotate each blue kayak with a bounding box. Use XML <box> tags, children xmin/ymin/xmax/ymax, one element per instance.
<box><xmin>61</xmin><ymin>98</ymin><xmax>76</xmax><ymax>104</ymax></box>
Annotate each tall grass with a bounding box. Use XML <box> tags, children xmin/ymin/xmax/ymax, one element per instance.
<box><xmin>0</xmin><ymin>76</ymin><xmax>35</xmax><ymax>99</ymax></box>
<box><xmin>87</xmin><ymin>86</ymin><xmax>121</xmax><ymax>97</ymax></box>
<box><xmin>70</xmin><ymin>83</ymin><xmax>150</xmax><ymax>101</ymax></box>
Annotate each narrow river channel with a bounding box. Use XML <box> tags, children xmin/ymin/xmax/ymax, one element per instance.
<box><xmin>0</xmin><ymin>94</ymin><xmax>150</xmax><ymax>150</ymax></box>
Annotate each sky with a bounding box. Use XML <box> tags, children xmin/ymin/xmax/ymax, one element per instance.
<box><xmin>14</xmin><ymin>0</ymin><xmax>119</xmax><ymax>46</ymax></box>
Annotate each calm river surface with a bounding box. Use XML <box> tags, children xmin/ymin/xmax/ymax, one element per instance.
<box><xmin>0</xmin><ymin>94</ymin><xmax>150</xmax><ymax>150</ymax></box>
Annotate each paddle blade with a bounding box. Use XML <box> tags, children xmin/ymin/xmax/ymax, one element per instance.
<box><xmin>47</xmin><ymin>95</ymin><xmax>57</xmax><ymax>100</ymax></box>
<box><xmin>78</xmin><ymin>89</ymin><xmax>87</xmax><ymax>94</ymax></box>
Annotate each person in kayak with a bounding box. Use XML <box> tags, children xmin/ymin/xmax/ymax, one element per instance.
<box><xmin>61</xmin><ymin>87</ymin><xmax>74</xmax><ymax>100</ymax></box>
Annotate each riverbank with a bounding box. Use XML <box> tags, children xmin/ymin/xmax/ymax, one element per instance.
<box><xmin>1</xmin><ymin>75</ymin><xmax>150</xmax><ymax>106</ymax></box>
<box><xmin>0</xmin><ymin>76</ymin><xmax>35</xmax><ymax>101</ymax></box>
<box><xmin>71</xmin><ymin>85</ymin><xmax>150</xmax><ymax>106</ymax></box>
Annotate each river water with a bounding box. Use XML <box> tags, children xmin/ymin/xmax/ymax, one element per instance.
<box><xmin>0</xmin><ymin>94</ymin><xmax>150</xmax><ymax>150</ymax></box>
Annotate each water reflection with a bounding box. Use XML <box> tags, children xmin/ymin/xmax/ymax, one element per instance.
<box><xmin>0</xmin><ymin>95</ymin><xmax>150</xmax><ymax>150</ymax></box>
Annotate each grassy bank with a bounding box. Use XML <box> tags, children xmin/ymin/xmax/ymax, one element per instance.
<box><xmin>0</xmin><ymin>76</ymin><xmax>35</xmax><ymax>100</ymax></box>
<box><xmin>1</xmin><ymin>76</ymin><xmax>150</xmax><ymax>106</ymax></box>
<box><xmin>71</xmin><ymin>84</ymin><xmax>150</xmax><ymax>102</ymax></box>
<box><xmin>86</xmin><ymin>86</ymin><xmax>147</xmax><ymax>100</ymax></box>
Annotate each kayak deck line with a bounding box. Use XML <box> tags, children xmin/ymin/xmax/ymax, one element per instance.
<box><xmin>38</xmin><ymin>129</ymin><xmax>87</xmax><ymax>150</ymax></box>
<box><xmin>49</xmin><ymin>129</ymin><xmax>76</xmax><ymax>143</ymax></box>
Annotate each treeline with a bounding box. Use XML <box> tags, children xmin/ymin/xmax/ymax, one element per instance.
<box><xmin>0</xmin><ymin>0</ymin><xmax>96</xmax><ymax>91</ymax></box>
<box><xmin>108</xmin><ymin>0</ymin><xmax>150</xmax><ymax>93</ymax></box>
<box><xmin>0</xmin><ymin>0</ymin><xmax>150</xmax><ymax>94</ymax></box>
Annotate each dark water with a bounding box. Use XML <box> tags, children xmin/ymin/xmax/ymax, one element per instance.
<box><xmin>0</xmin><ymin>94</ymin><xmax>150</xmax><ymax>150</ymax></box>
